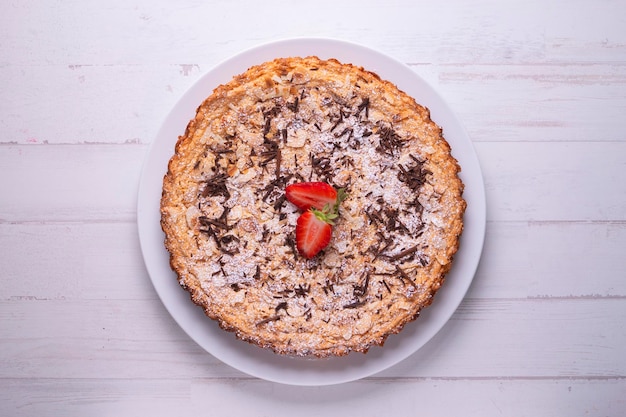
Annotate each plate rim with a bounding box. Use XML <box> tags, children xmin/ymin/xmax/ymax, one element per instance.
<box><xmin>137</xmin><ymin>37</ymin><xmax>486</xmax><ymax>386</ymax></box>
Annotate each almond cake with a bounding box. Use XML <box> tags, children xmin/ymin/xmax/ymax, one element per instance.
<box><xmin>160</xmin><ymin>56</ymin><xmax>466</xmax><ymax>357</ymax></box>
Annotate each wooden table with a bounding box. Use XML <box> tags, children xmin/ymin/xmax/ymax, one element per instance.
<box><xmin>2</xmin><ymin>1</ymin><xmax>625</xmax><ymax>415</ymax></box>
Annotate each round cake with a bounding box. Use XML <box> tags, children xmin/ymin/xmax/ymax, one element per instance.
<box><xmin>160</xmin><ymin>56</ymin><xmax>466</xmax><ymax>357</ymax></box>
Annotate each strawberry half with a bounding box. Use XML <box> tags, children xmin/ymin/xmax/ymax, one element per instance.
<box><xmin>295</xmin><ymin>210</ymin><xmax>334</xmax><ymax>259</ymax></box>
<box><xmin>285</xmin><ymin>182</ymin><xmax>338</xmax><ymax>212</ymax></box>
<box><xmin>286</xmin><ymin>182</ymin><xmax>347</xmax><ymax>259</ymax></box>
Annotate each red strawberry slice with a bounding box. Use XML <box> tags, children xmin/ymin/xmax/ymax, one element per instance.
<box><xmin>285</xmin><ymin>182</ymin><xmax>338</xmax><ymax>212</ymax></box>
<box><xmin>295</xmin><ymin>210</ymin><xmax>333</xmax><ymax>259</ymax></box>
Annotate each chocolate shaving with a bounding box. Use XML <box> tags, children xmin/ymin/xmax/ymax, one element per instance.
<box><xmin>372</xmin><ymin>239</ymin><xmax>394</xmax><ymax>260</ymax></box>
<box><xmin>386</xmin><ymin>245</ymin><xmax>420</xmax><ymax>262</ymax></box>
<box><xmin>365</xmin><ymin>207</ymin><xmax>385</xmax><ymax>227</ymax></box>
<box><xmin>259</xmin><ymin>138</ymin><xmax>279</xmax><ymax>167</ymax></box>
<box><xmin>394</xmin><ymin>265</ymin><xmax>411</xmax><ymax>284</ymax></box>
<box><xmin>294</xmin><ymin>283</ymin><xmax>311</xmax><ymax>297</ymax></box>
<box><xmin>256</xmin><ymin>315</ymin><xmax>280</xmax><ymax>326</ymax></box>
<box><xmin>357</xmin><ymin>97</ymin><xmax>370</xmax><ymax>119</ymax></box>
<box><xmin>213</xmin><ymin>148</ymin><xmax>234</xmax><ymax>154</ymax></box>
<box><xmin>273</xmin><ymin>193</ymin><xmax>286</xmax><ymax>211</ymax></box>
<box><xmin>339</xmin><ymin>155</ymin><xmax>355</xmax><ymax>168</ymax></box>
<box><xmin>353</xmin><ymin>273</ymin><xmax>370</xmax><ymax>297</ymax></box>
<box><xmin>322</xmin><ymin>280</ymin><xmax>335</xmax><ymax>295</ymax></box>
<box><xmin>198</xmin><ymin>216</ymin><xmax>230</xmax><ymax>231</ymax></box>
<box><xmin>275</xmin><ymin>147</ymin><xmax>282</xmax><ymax>179</ymax></box>
<box><xmin>275</xmin><ymin>301</ymin><xmax>288</xmax><ymax>313</ymax></box>
<box><xmin>260</xmin><ymin>173</ymin><xmax>292</xmax><ymax>208</ymax></box>
<box><xmin>201</xmin><ymin>173</ymin><xmax>230</xmax><ymax>199</ymax></box>
<box><xmin>376</xmin><ymin>124</ymin><xmax>404</xmax><ymax>156</ymax></box>
<box><xmin>334</xmin><ymin>127</ymin><xmax>353</xmax><ymax>139</ymax></box>
<box><xmin>219</xmin><ymin>234</ymin><xmax>240</xmax><ymax>245</ymax></box>
<box><xmin>198</xmin><ymin>217</ymin><xmax>221</xmax><ymax>248</ymax></box>
<box><xmin>311</xmin><ymin>154</ymin><xmax>333</xmax><ymax>181</ymax></box>
<box><xmin>397</xmin><ymin>154</ymin><xmax>431</xmax><ymax>193</ymax></box>
<box><xmin>262</xmin><ymin>117</ymin><xmax>271</xmax><ymax>139</ymax></box>
<box><xmin>284</xmin><ymin>235</ymin><xmax>297</xmax><ymax>258</ymax></box>
<box><xmin>287</xmin><ymin>96</ymin><xmax>299</xmax><ymax>112</ymax></box>
<box><xmin>330</xmin><ymin>118</ymin><xmax>342</xmax><ymax>133</ymax></box>
<box><xmin>343</xmin><ymin>300</ymin><xmax>366</xmax><ymax>309</ymax></box>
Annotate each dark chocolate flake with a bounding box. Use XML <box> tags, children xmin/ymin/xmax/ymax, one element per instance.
<box><xmin>198</xmin><ymin>216</ymin><xmax>230</xmax><ymax>231</ymax></box>
<box><xmin>287</xmin><ymin>96</ymin><xmax>299</xmax><ymax>112</ymax></box>
<box><xmin>311</xmin><ymin>155</ymin><xmax>333</xmax><ymax>181</ymax></box>
<box><xmin>284</xmin><ymin>235</ymin><xmax>297</xmax><ymax>258</ymax></box>
<box><xmin>322</xmin><ymin>280</ymin><xmax>335</xmax><ymax>295</ymax></box>
<box><xmin>275</xmin><ymin>301</ymin><xmax>289</xmax><ymax>313</ymax></box>
<box><xmin>294</xmin><ymin>283</ymin><xmax>311</xmax><ymax>297</ymax></box>
<box><xmin>386</xmin><ymin>245</ymin><xmax>420</xmax><ymax>262</ymax></box>
<box><xmin>343</xmin><ymin>300</ymin><xmax>366</xmax><ymax>309</ymax></box>
<box><xmin>256</xmin><ymin>315</ymin><xmax>281</xmax><ymax>326</ymax></box>
<box><xmin>357</xmin><ymin>97</ymin><xmax>370</xmax><ymax>119</ymax></box>
<box><xmin>376</xmin><ymin>124</ymin><xmax>404</xmax><ymax>157</ymax></box>
<box><xmin>201</xmin><ymin>173</ymin><xmax>230</xmax><ymax>199</ymax></box>
<box><xmin>353</xmin><ymin>273</ymin><xmax>370</xmax><ymax>297</ymax></box>
<box><xmin>397</xmin><ymin>154</ymin><xmax>432</xmax><ymax>194</ymax></box>
<box><xmin>394</xmin><ymin>265</ymin><xmax>411</xmax><ymax>284</ymax></box>
<box><xmin>262</xmin><ymin>117</ymin><xmax>271</xmax><ymax>139</ymax></box>
<box><xmin>334</xmin><ymin>127</ymin><xmax>353</xmax><ymax>139</ymax></box>
<box><xmin>198</xmin><ymin>218</ymin><xmax>221</xmax><ymax>248</ymax></box>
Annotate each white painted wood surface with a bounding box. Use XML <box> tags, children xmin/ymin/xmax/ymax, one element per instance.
<box><xmin>1</xmin><ymin>0</ymin><xmax>625</xmax><ymax>415</ymax></box>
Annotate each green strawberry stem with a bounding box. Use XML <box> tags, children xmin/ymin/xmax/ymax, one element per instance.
<box><xmin>310</xmin><ymin>188</ymin><xmax>346</xmax><ymax>225</ymax></box>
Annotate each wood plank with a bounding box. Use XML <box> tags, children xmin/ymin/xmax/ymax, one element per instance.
<box><xmin>475</xmin><ymin>141</ymin><xmax>626</xmax><ymax>222</ymax></box>
<box><xmin>0</xmin><ymin>222</ymin><xmax>152</xmax><ymax>301</ymax></box>
<box><xmin>187</xmin><ymin>377</ymin><xmax>626</xmax><ymax>417</ymax></box>
<box><xmin>470</xmin><ymin>220</ymin><xmax>626</xmax><ymax>298</ymax></box>
<box><xmin>0</xmin><ymin>144</ymin><xmax>146</xmax><ymax>222</ymax></box>
<box><xmin>430</xmin><ymin>63</ymin><xmax>626</xmax><ymax>142</ymax></box>
<box><xmin>2</xmin><ymin>221</ymin><xmax>625</xmax><ymax>301</ymax></box>
<box><xmin>2</xmin><ymin>0</ymin><xmax>624</xmax><ymax>66</ymax></box>
<box><xmin>0</xmin><ymin>378</ymin><xmax>192</xmax><ymax>417</ymax></box>
<box><xmin>1</xmin><ymin>298</ymin><xmax>624</xmax><ymax>379</ymax></box>
<box><xmin>2</xmin><ymin>62</ymin><xmax>625</xmax><ymax>145</ymax></box>
<box><xmin>0</xmin><ymin>64</ymin><xmax>200</xmax><ymax>145</ymax></box>
<box><xmin>0</xmin><ymin>376</ymin><xmax>624</xmax><ymax>417</ymax></box>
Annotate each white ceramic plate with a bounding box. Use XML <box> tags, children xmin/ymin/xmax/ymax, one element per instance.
<box><xmin>137</xmin><ymin>38</ymin><xmax>486</xmax><ymax>386</ymax></box>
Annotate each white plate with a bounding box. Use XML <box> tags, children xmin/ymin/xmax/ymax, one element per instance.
<box><xmin>137</xmin><ymin>38</ymin><xmax>486</xmax><ymax>386</ymax></box>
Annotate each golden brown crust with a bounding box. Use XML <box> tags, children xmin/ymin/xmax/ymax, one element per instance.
<box><xmin>160</xmin><ymin>56</ymin><xmax>466</xmax><ymax>357</ymax></box>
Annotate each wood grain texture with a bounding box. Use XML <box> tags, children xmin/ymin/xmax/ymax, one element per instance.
<box><xmin>3</xmin><ymin>63</ymin><xmax>625</xmax><ymax>145</ymax></box>
<box><xmin>1</xmin><ymin>298</ymin><xmax>624</xmax><ymax>380</ymax></box>
<box><xmin>1</xmin><ymin>377</ymin><xmax>625</xmax><ymax>417</ymax></box>
<box><xmin>2</xmin><ymin>0</ymin><xmax>625</xmax><ymax>415</ymax></box>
